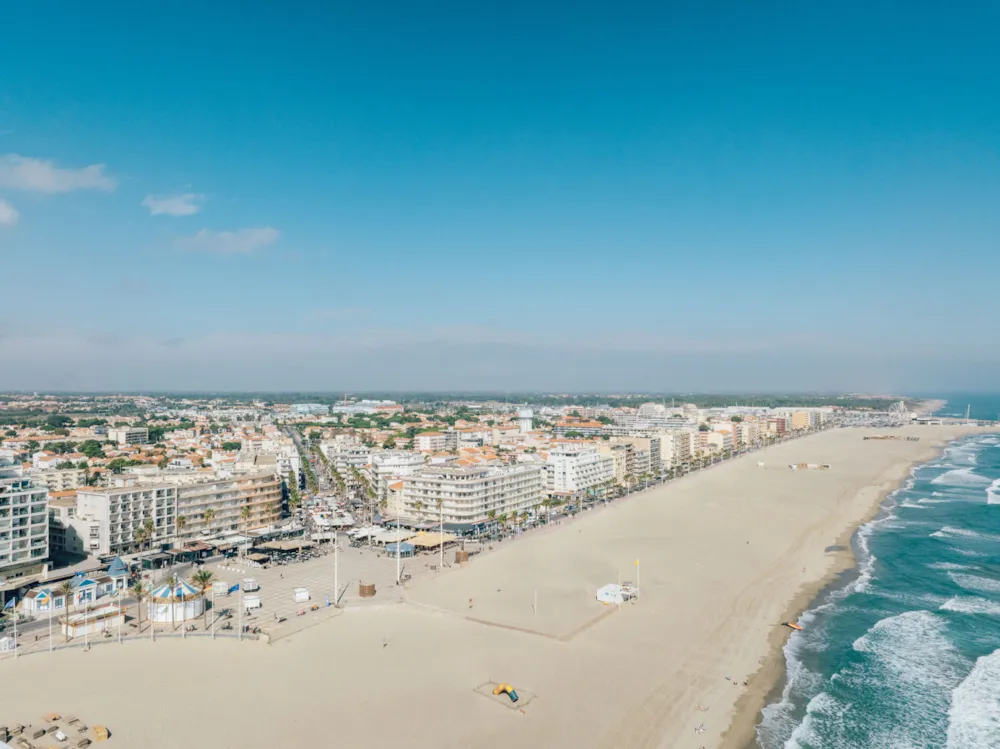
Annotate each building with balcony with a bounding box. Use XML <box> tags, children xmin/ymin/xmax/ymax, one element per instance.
<box><xmin>76</xmin><ymin>481</ymin><xmax>178</xmax><ymax>557</ymax></box>
<box><xmin>0</xmin><ymin>458</ymin><xmax>50</xmax><ymax>581</ymax></box>
<box><xmin>107</xmin><ymin>426</ymin><xmax>149</xmax><ymax>446</ymax></box>
<box><xmin>369</xmin><ymin>451</ymin><xmax>426</xmax><ymax>500</ymax></box>
<box><xmin>544</xmin><ymin>445</ymin><xmax>615</xmax><ymax>494</ymax></box>
<box><xmin>399</xmin><ymin>463</ymin><xmax>544</xmax><ymax>533</ymax></box>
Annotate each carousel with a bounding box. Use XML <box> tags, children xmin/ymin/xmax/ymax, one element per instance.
<box><xmin>147</xmin><ymin>579</ymin><xmax>205</xmax><ymax>623</ymax></box>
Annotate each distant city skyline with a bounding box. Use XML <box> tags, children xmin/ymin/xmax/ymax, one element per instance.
<box><xmin>2</xmin><ymin>2</ymin><xmax>999</xmax><ymax>391</ymax></box>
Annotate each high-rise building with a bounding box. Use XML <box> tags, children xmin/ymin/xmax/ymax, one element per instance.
<box><xmin>518</xmin><ymin>408</ymin><xmax>534</xmax><ymax>434</ymax></box>
<box><xmin>544</xmin><ymin>445</ymin><xmax>615</xmax><ymax>494</ymax></box>
<box><xmin>0</xmin><ymin>457</ymin><xmax>49</xmax><ymax>581</ymax></box>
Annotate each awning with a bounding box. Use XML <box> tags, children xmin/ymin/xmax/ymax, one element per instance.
<box><xmin>385</xmin><ymin>542</ymin><xmax>415</xmax><ymax>554</ymax></box>
<box><xmin>408</xmin><ymin>531</ymin><xmax>458</xmax><ymax>548</ymax></box>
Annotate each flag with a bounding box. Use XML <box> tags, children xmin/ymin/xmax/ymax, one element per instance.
<box><xmin>228</xmin><ymin>584</ymin><xmax>240</xmax><ymax>594</ymax></box>
<box><xmin>635</xmin><ymin>559</ymin><xmax>639</xmax><ymax>566</ymax></box>
<box><xmin>2</xmin><ymin>598</ymin><xmax>15</xmax><ymax>610</ymax></box>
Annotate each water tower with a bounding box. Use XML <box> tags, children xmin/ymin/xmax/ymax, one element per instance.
<box><xmin>518</xmin><ymin>408</ymin><xmax>533</xmax><ymax>434</ymax></box>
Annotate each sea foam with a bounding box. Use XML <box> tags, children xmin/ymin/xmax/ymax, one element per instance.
<box><xmin>948</xmin><ymin>572</ymin><xmax>1000</xmax><ymax>595</ymax></box>
<box><xmin>931</xmin><ymin>467</ymin><xmax>990</xmax><ymax>487</ymax></box>
<box><xmin>940</xmin><ymin>596</ymin><xmax>1000</xmax><ymax>616</ymax></box>
<box><xmin>946</xmin><ymin>648</ymin><xmax>1000</xmax><ymax>748</ymax></box>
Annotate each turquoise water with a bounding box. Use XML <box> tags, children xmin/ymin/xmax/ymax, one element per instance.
<box><xmin>757</xmin><ymin>431</ymin><xmax>1000</xmax><ymax>748</ymax></box>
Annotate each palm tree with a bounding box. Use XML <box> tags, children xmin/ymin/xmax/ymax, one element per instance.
<box><xmin>203</xmin><ymin>508</ymin><xmax>216</xmax><ymax>528</ymax></box>
<box><xmin>163</xmin><ymin>573</ymin><xmax>180</xmax><ymax>632</ymax></box>
<box><xmin>130</xmin><ymin>580</ymin><xmax>147</xmax><ymax>633</ymax></box>
<box><xmin>486</xmin><ymin>509</ymin><xmax>496</xmax><ymax>536</ymax></box>
<box><xmin>176</xmin><ymin>515</ymin><xmax>187</xmax><ymax>538</ymax></box>
<box><xmin>190</xmin><ymin>569</ymin><xmax>215</xmax><ymax>630</ymax></box>
<box><xmin>56</xmin><ymin>580</ymin><xmax>74</xmax><ymax>642</ymax></box>
<box><xmin>414</xmin><ymin>501</ymin><xmax>425</xmax><ymax>522</ymax></box>
<box><xmin>240</xmin><ymin>505</ymin><xmax>252</xmax><ymax>557</ymax></box>
<box><xmin>498</xmin><ymin>513</ymin><xmax>508</xmax><ymax>538</ymax></box>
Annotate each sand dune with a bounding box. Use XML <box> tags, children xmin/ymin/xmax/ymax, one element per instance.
<box><xmin>0</xmin><ymin>425</ymin><xmax>986</xmax><ymax>749</ymax></box>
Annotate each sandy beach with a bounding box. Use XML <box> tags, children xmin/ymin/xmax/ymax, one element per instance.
<box><xmin>1</xmin><ymin>425</ymin><xmax>989</xmax><ymax>749</ymax></box>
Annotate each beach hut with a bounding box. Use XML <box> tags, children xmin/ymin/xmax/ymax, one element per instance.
<box><xmin>147</xmin><ymin>579</ymin><xmax>204</xmax><ymax>623</ymax></box>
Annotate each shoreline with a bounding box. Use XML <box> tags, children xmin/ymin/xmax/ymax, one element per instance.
<box><xmin>717</xmin><ymin>429</ymin><xmax>985</xmax><ymax>749</ymax></box>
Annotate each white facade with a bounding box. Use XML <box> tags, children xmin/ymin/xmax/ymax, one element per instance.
<box><xmin>0</xmin><ymin>458</ymin><xmax>49</xmax><ymax>578</ymax></box>
<box><xmin>369</xmin><ymin>451</ymin><xmax>426</xmax><ymax>500</ymax></box>
<box><xmin>107</xmin><ymin>426</ymin><xmax>149</xmax><ymax>446</ymax></box>
<box><xmin>401</xmin><ymin>463</ymin><xmax>544</xmax><ymax>529</ymax></box>
<box><xmin>76</xmin><ymin>481</ymin><xmax>178</xmax><ymax>556</ymax></box>
<box><xmin>30</xmin><ymin>468</ymin><xmax>87</xmax><ymax>491</ymax></box>
<box><xmin>414</xmin><ymin>431</ymin><xmax>459</xmax><ymax>452</ymax></box>
<box><xmin>518</xmin><ymin>408</ymin><xmax>533</xmax><ymax>434</ymax></box>
<box><xmin>321</xmin><ymin>436</ymin><xmax>372</xmax><ymax>473</ymax></box>
<box><xmin>544</xmin><ymin>445</ymin><xmax>615</xmax><ymax>494</ymax></box>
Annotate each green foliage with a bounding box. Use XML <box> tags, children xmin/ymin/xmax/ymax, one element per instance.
<box><xmin>698</xmin><ymin>424</ymin><xmax>710</xmax><ymax>432</ymax></box>
<box><xmin>78</xmin><ymin>440</ymin><xmax>106</xmax><ymax>459</ymax></box>
<box><xmin>45</xmin><ymin>414</ymin><xmax>73</xmax><ymax>429</ymax></box>
<box><xmin>221</xmin><ymin>441</ymin><xmax>242</xmax><ymax>451</ymax></box>
<box><xmin>3</xmin><ymin>429</ymin><xmax>16</xmax><ymax>437</ymax></box>
<box><xmin>26</xmin><ymin>440</ymin><xmax>39</xmax><ymax>452</ymax></box>
<box><xmin>76</xmin><ymin>418</ymin><xmax>107</xmax><ymax>428</ymax></box>
<box><xmin>730</xmin><ymin>415</ymin><xmax>743</xmax><ymax>422</ymax></box>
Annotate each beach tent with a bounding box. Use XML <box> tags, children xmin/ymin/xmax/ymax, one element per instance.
<box><xmin>148</xmin><ymin>579</ymin><xmax>204</xmax><ymax>623</ymax></box>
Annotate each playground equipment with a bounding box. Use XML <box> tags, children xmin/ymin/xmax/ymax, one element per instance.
<box><xmin>493</xmin><ymin>684</ymin><xmax>519</xmax><ymax>703</ymax></box>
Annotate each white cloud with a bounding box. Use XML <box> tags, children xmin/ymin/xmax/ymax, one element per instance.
<box><xmin>142</xmin><ymin>193</ymin><xmax>206</xmax><ymax>216</ymax></box>
<box><xmin>0</xmin><ymin>198</ymin><xmax>18</xmax><ymax>227</ymax></box>
<box><xmin>178</xmin><ymin>227</ymin><xmax>279</xmax><ymax>254</ymax></box>
<box><xmin>0</xmin><ymin>154</ymin><xmax>116</xmax><ymax>193</ymax></box>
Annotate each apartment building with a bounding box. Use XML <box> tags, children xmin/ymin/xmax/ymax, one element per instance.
<box><xmin>544</xmin><ymin>445</ymin><xmax>614</xmax><ymax>494</ymax></box>
<box><xmin>414</xmin><ymin>431</ymin><xmax>459</xmax><ymax>453</ymax></box>
<box><xmin>163</xmin><ymin>469</ymin><xmax>283</xmax><ymax>544</ymax></box>
<box><xmin>76</xmin><ymin>481</ymin><xmax>177</xmax><ymax>557</ymax></box>
<box><xmin>598</xmin><ymin>443</ymin><xmax>630</xmax><ymax>482</ymax></box>
<box><xmin>368</xmin><ymin>451</ymin><xmax>426</xmax><ymax>500</ymax></box>
<box><xmin>74</xmin><ymin>467</ymin><xmax>282</xmax><ymax>555</ymax></box>
<box><xmin>320</xmin><ymin>435</ymin><xmax>372</xmax><ymax>473</ymax></box>
<box><xmin>49</xmin><ymin>497</ymin><xmax>97</xmax><ymax>558</ymax></box>
<box><xmin>657</xmin><ymin>431</ymin><xmax>692</xmax><ymax>466</ymax></box>
<box><xmin>31</xmin><ymin>468</ymin><xmax>88</xmax><ymax>491</ymax></box>
<box><xmin>399</xmin><ymin>463</ymin><xmax>544</xmax><ymax>531</ymax></box>
<box><xmin>107</xmin><ymin>426</ymin><xmax>150</xmax><ymax>446</ymax></box>
<box><xmin>611</xmin><ymin>436</ymin><xmax>662</xmax><ymax>474</ymax></box>
<box><xmin>0</xmin><ymin>458</ymin><xmax>49</xmax><ymax>580</ymax></box>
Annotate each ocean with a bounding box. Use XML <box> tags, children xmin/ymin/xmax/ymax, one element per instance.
<box><xmin>756</xmin><ymin>428</ymin><xmax>1000</xmax><ymax>748</ymax></box>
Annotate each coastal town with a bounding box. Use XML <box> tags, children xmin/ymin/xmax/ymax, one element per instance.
<box><xmin>1</xmin><ymin>392</ymin><xmax>931</xmax><ymax>644</ymax></box>
<box><xmin>0</xmin><ymin>392</ymin><xmax>987</xmax><ymax>749</ymax></box>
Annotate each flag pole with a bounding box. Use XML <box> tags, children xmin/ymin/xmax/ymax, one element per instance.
<box><xmin>239</xmin><ymin>587</ymin><xmax>243</xmax><ymax>642</ymax></box>
<box><xmin>13</xmin><ymin>602</ymin><xmax>17</xmax><ymax>659</ymax></box>
<box><xmin>48</xmin><ymin>597</ymin><xmax>53</xmax><ymax>652</ymax></box>
<box><xmin>211</xmin><ymin>588</ymin><xmax>215</xmax><ymax>639</ymax></box>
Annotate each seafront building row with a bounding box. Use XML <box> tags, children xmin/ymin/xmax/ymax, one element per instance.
<box><xmin>0</xmin><ymin>395</ymin><xmax>839</xmax><ymax>609</ymax></box>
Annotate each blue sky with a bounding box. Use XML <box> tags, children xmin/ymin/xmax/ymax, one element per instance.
<box><xmin>2</xmin><ymin>1</ymin><xmax>999</xmax><ymax>392</ymax></box>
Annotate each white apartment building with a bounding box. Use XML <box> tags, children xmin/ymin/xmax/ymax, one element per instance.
<box><xmin>76</xmin><ymin>481</ymin><xmax>178</xmax><ymax>557</ymax></box>
<box><xmin>414</xmin><ymin>431</ymin><xmax>459</xmax><ymax>453</ymax></box>
<box><xmin>49</xmin><ymin>498</ymin><xmax>97</xmax><ymax>558</ymax></box>
<box><xmin>107</xmin><ymin>426</ymin><xmax>150</xmax><ymax>446</ymax></box>
<box><xmin>400</xmin><ymin>463</ymin><xmax>544</xmax><ymax>531</ymax></box>
<box><xmin>31</xmin><ymin>468</ymin><xmax>88</xmax><ymax>491</ymax></box>
<box><xmin>74</xmin><ymin>468</ymin><xmax>283</xmax><ymax>556</ymax></box>
<box><xmin>321</xmin><ymin>436</ymin><xmax>372</xmax><ymax>473</ymax></box>
<box><xmin>0</xmin><ymin>458</ymin><xmax>49</xmax><ymax>580</ymax></box>
<box><xmin>369</xmin><ymin>451</ymin><xmax>426</xmax><ymax>500</ymax></box>
<box><xmin>544</xmin><ymin>445</ymin><xmax>614</xmax><ymax>494</ymax></box>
